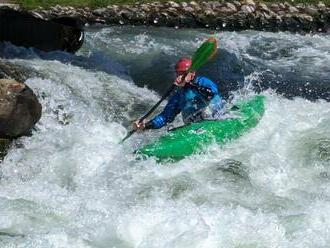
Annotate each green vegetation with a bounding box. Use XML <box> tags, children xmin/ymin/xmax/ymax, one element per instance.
<box><xmin>14</xmin><ymin>0</ymin><xmax>330</xmax><ymax>9</ymax></box>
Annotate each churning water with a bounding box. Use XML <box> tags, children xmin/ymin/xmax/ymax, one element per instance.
<box><xmin>0</xmin><ymin>26</ymin><xmax>329</xmax><ymax>247</ymax></box>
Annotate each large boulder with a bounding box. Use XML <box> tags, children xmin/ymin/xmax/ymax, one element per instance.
<box><xmin>0</xmin><ymin>79</ymin><xmax>41</xmax><ymax>138</ymax></box>
<box><xmin>0</xmin><ymin>8</ymin><xmax>84</xmax><ymax>53</ymax></box>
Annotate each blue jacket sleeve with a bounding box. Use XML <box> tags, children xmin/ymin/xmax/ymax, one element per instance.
<box><xmin>191</xmin><ymin>76</ymin><xmax>219</xmax><ymax>100</ymax></box>
<box><xmin>146</xmin><ymin>91</ymin><xmax>182</xmax><ymax>129</ymax></box>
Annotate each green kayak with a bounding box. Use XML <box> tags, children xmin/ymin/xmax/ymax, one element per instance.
<box><xmin>136</xmin><ymin>95</ymin><xmax>265</xmax><ymax>161</ymax></box>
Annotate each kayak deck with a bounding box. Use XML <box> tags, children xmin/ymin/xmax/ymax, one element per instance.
<box><xmin>136</xmin><ymin>95</ymin><xmax>265</xmax><ymax>161</ymax></box>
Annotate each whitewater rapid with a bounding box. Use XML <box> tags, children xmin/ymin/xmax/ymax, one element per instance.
<box><xmin>0</xmin><ymin>27</ymin><xmax>329</xmax><ymax>247</ymax></box>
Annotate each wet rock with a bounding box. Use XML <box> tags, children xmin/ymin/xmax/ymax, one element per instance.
<box><xmin>0</xmin><ymin>79</ymin><xmax>41</xmax><ymax>138</ymax></box>
<box><xmin>0</xmin><ymin>8</ymin><xmax>84</xmax><ymax>53</ymax></box>
<box><xmin>0</xmin><ymin>61</ymin><xmax>40</xmax><ymax>82</ymax></box>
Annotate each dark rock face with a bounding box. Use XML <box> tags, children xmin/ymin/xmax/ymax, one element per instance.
<box><xmin>0</xmin><ymin>8</ymin><xmax>84</xmax><ymax>53</ymax></box>
<box><xmin>0</xmin><ymin>79</ymin><xmax>41</xmax><ymax>138</ymax></box>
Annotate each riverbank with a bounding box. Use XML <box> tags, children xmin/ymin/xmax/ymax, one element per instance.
<box><xmin>15</xmin><ymin>0</ymin><xmax>329</xmax><ymax>33</ymax></box>
<box><xmin>15</xmin><ymin>0</ymin><xmax>330</xmax><ymax>9</ymax></box>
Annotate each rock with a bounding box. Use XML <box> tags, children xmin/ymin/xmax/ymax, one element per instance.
<box><xmin>0</xmin><ymin>61</ymin><xmax>41</xmax><ymax>82</ymax></box>
<box><xmin>270</xmin><ymin>3</ymin><xmax>280</xmax><ymax>12</ymax></box>
<box><xmin>204</xmin><ymin>9</ymin><xmax>215</xmax><ymax>16</ymax></box>
<box><xmin>4</xmin><ymin>0</ymin><xmax>328</xmax><ymax>34</ymax></box>
<box><xmin>233</xmin><ymin>1</ymin><xmax>241</xmax><ymax>7</ymax></box>
<box><xmin>119</xmin><ymin>9</ymin><xmax>134</xmax><ymax>20</ymax></box>
<box><xmin>277</xmin><ymin>10</ymin><xmax>286</xmax><ymax>16</ymax></box>
<box><xmin>263</xmin><ymin>12</ymin><xmax>272</xmax><ymax>20</ymax></box>
<box><xmin>181</xmin><ymin>2</ymin><xmax>189</xmax><ymax>8</ymax></box>
<box><xmin>284</xmin><ymin>2</ymin><xmax>292</xmax><ymax>8</ymax></box>
<box><xmin>225</xmin><ymin>2</ymin><xmax>237</xmax><ymax>12</ymax></box>
<box><xmin>0</xmin><ymin>8</ymin><xmax>84</xmax><ymax>53</ymax></box>
<box><xmin>209</xmin><ymin>2</ymin><xmax>222</xmax><ymax>9</ymax></box>
<box><xmin>278</xmin><ymin>3</ymin><xmax>286</xmax><ymax>9</ymax></box>
<box><xmin>244</xmin><ymin>0</ymin><xmax>256</xmax><ymax>7</ymax></box>
<box><xmin>241</xmin><ymin>4</ymin><xmax>255</xmax><ymax>14</ymax></box>
<box><xmin>184</xmin><ymin>6</ymin><xmax>195</xmax><ymax>13</ymax></box>
<box><xmin>258</xmin><ymin>3</ymin><xmax>269</xmax><ymax>12</ymax></box>
<box><xmin>289</xmin><ymin>6</ymin><xmax>299</xmax><ymax>13</ymax></box>
<box><xmin>166</xmin><ymin>7</ymin><xmax>178</xmax><ymax>15</ymax></box>
<box><xmin>167</xmin><ymin>1</ymin><xmax>180</xmax><ymax>8</ymax></box>
<box><xmin>299</xmin><ymin>14</ymin><xmax>314</xmax><ymax>22</ymax></box>
<box><xmin>150</xmin><ymin>2</ymin><xmax>162</xmax><ymax>8</ymax></box>
<box><xmin>140</xmin><ymin>4</ymin><xmax>150</xmax><ymax>12</ymax></box>
<box><xmin>189</xmin><ymin>1</ymin><xmax>199</xmax><ymax>7</ymax></box>
<box><xmin>0</xmin><ymin>79</ymin><xmax>41</xmax><ymax>138</ymax></box>
<box><xmin>31</xmin><ymin>11</ymin><xmax>44</xmax><ymax>19</ymax></box>
<box><xmin>92</xmin><ymin>8</ymin><xmax>106</xmax><ymax>16</ymax></box>
<box><xmin>220</xmin><ymin>6</ymin><xmax>236</xmax><ymax>14</ymax></box>
<box><xmin>305</xmin><ymin>6</ymin><xmax>319</xmax><ymax>16</ymax></box>
<box><xmin>191</xmin><ymin>4</ymin><xmax>202</xmax><ymax>12</ymax></box>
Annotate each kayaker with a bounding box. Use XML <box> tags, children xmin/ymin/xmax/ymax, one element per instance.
<box><xmin>133</xmin><ymin>57</ymin><xmax>224</xmax><ymax>130</ymax></box>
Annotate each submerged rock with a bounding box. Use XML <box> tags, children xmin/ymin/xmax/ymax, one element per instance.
<box><xmin>0</xmin><ymin>60</ymin><xmax>41</xmax><ymax>82</ymax></box>
<box><xmin>0</xmin><ymin>79</ymin><xmax>41</xmax><ymax>138</ymax></box>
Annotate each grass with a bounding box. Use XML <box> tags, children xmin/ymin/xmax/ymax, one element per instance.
<box><xmin>14</xmin><ymin>0</ymin><xmax>330</xmax><ymax>9</ymax></box>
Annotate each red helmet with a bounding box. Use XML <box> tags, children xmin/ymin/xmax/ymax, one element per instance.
<box><xmin>175</xmin><ymin>58</ymin><xmax>192</xmax><ymax>73</ymax></box>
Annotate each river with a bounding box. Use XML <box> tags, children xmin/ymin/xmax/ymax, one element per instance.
<box><xmin>0</xmin><ymin>26</ymin><xmax>329</xmax><ymax>247</ymax></box>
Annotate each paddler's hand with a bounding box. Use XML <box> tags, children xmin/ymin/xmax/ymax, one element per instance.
<box><xmin>133</xmin><ymin>119</ymin><xmax>146</xmax><ymax>131</ymax></box>
<box><xmin>174</xmin><ymin>72</ymin><xmax>196</xmax><ymax>87</ymax></box>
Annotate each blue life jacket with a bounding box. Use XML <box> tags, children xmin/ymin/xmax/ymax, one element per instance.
<box><xmin>148</xmin><ymin>76</ymin><xmax>224</xmax><ymax>129</ymax></box>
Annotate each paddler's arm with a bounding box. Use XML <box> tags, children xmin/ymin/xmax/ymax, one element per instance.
<box><xmin>145</xmin><ymin>92</ymin><xmax>182</xmax><ymax>129</ymax></box>
<box><xmin>189</xmin><ymin>76</ymin><xmax>218</xmax><ymax>100</ymax></box>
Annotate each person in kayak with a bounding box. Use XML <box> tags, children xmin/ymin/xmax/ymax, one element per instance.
<box><xmin>133</xmin><ymin>57</ymin><xmax>224</xmax><ymax>130</ymax></box>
